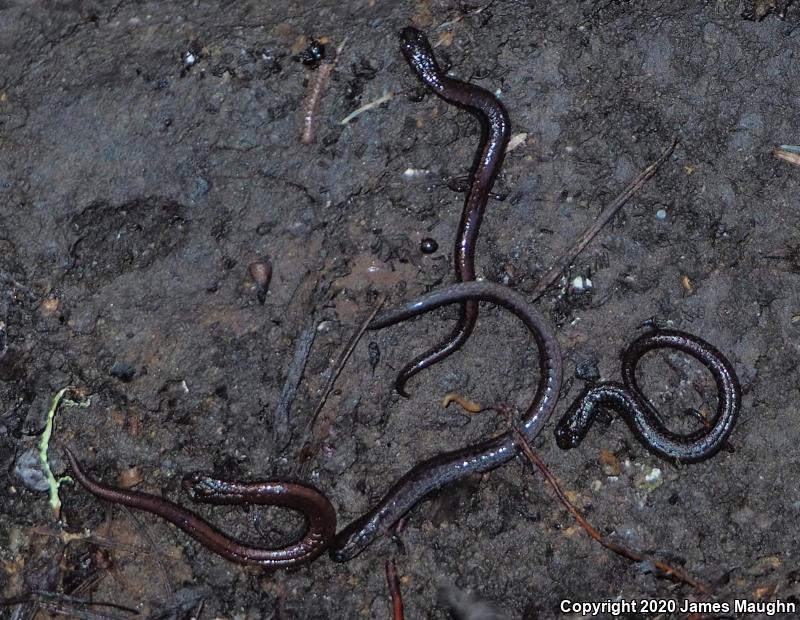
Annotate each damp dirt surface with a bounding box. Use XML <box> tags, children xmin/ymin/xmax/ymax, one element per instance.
<box><xmin>2</xmin><ymin>1</ymin><xmax>800</xmax><ymax>618</ymax></box>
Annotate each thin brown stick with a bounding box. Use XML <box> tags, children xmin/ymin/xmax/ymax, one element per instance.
<box><xmin>445</xmin><ymin>397</ymin><xmax>710</xmax><ymax>594</ymax></box>
<box><xmin>528</xmin><ymin>137</ymin><xmax>678</xmax><ymax>301</ymax></box>
<box><xmin>510</xmin><ymin>425</ymin><xmax>711</xmax><ymax>595</ymax></box>
<box><xmin>773</xmin><ymin>145</ymin><xmax>800</xmax><ymax>167</ymax></box>
<box><xmin>296</xmin><ymin>294</ymin><xmax>387</xmax><ymax>464</ymax></box>
<box><xmin>385</xmin><ymin>558</ymin><xmax>405</xmax><ymax>620</ymax></box>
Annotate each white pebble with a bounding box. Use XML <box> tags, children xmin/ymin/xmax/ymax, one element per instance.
<box><xmin>645</xmin><ymin>467</ymin><xmax>662</xmax><ymax>483</ymax></box>
<box><xmin>570</xmin><ymin>275</ymin><xmax>593</xmax><ymax>293</ymax></box>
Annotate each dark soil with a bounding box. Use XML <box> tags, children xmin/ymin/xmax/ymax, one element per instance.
<box><xmin>2</xmin><ymin>1</ymin><xmax>799</xmax><ymax>618</ymax></box>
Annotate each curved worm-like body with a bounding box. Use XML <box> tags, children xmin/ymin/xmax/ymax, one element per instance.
<box><xmin>65</xmin><ymin>448</ymin><xmax>336</xmax><ymax>568</ymax></box>
<box><xmin>330</xmin><ymin>281</ymin><xmax>562</xmax><ymax>561</ymax></box>
<box><xmin>554</xmin><ymin>330</ymin><xmax>740</xmax><ymax>464</ymax></box>
<box><xmin>395</xmin><ymin>27</ymin><xmax>511</xmax><ymax>396</ymax></box>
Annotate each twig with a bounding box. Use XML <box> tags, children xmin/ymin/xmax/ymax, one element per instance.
<box><xmin>445</xmin><ymin>395</ymin><xmax>711</xmax><ymax>594</ymax></box>
<box><xmin>510</xmin><ymin>425</ymin><xmax>712</xmax><ymax>595</ymax></box>
<box><xmin>528</xmin><ymin>137</ymin><xmax>678</xmax><ymax>301</ymax></box>
<box><xmin>296</xmin><ymin>294</ymin><xmax>386</xmax><ymax>464</ymax></box>
<box><xmin>340</xmin><ymin>91</ymin><xmax>394</xmax><ymax>125</ymax></box>
<box><xmin>774</xmin><ymin>144</ymin><xmax>800</xmax><ymax>167</ymax></box>
<box><xmin>385</xmin><ymin>559</ymin><xmax>405</xmax><ymax>620</ymax></box>
<box><xmin>273</xmin><ymin>323</ymin><xmax>317</xmax><ymax>450</ymax></box>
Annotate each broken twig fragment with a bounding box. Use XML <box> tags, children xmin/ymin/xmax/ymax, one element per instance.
<box><xmin>340</xmin><ymin>91</ymin><xmax>395</xmax><ymax>125</ymax></box>
<box><xmin>273</xmin><ymin>324</ymin><xmax>317</xmax><ymax>449</ymax></box>
<box><xmin>297</xmin><ymin>294</ymin><xmax>387</xmax><ymax>465</ymax></box>
<box><xmin>511</xmin><ymin>425</ymin><xmax>711</xmax><ymax>595</ymax></box>
<box><xmin>529</xmin><ymin>137</ymin><xmax>678</xmax><ymax>301</ymax></box>
<box><xmin>774</xmin><ymin>145</ymin><xmax>800</xmax><ymax>167</ymax></box>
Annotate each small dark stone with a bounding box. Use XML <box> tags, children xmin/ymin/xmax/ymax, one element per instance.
<box><xmin>575</xmin><ymin>359</ymin><xmax>600</xmax><ymax>381</ymax></box>
<box><xmin>420</xmin><ymin>238</ymin><xmax>438</xmax><ymax>254</ymax></box>
<box><xmin>109</xmin><ymin>361</ymin><xmax>136</xmax><ymax>382</ymax></box>
<box><xmin>248</xmin><ymin>260</ymin><xmax>272</xmax><ymax>304</ymax></box>
<box><xmin>14</xmin><ymin>449</ymin><xmax>50</xmax><ymax>492</ymax></box>
<box><xmin>368</xmin><ymin>341</ymin><xmax>380</xmax><ymax>371</ymax></box>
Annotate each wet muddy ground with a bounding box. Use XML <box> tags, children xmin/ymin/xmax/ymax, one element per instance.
<box><xmin>2</xmin><ymin>1</ymin><xmax>800</xmax><ymax>618</ymax></box>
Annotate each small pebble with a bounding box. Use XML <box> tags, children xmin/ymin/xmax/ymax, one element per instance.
<box><xmin>109</xmin><ymin>361</ymin><xmax>136</xmax><ymax>382</ymax></box>
<box><xmin>40</xmin><ymin>295</ymin><xmax>60</xmax><ymax>316</ymax></box>
<box><xmin>645</xmin><ymin>467</ymin><xmax>662</xmax><ymax>483</ymax></box>
<box><xmin>402</xmin><ymin>168</ymin><xmax>430</xmax><ymax>179</ymax></box>
<box><xmin>368</xmin><ymin>341</ymin><xmax>380</xmax><ymax>371</ymax></box>
<box><xmin>14</xmin><ymin>449</ymin><xmax>50</xmax><ymax>492</ymax></box>
<box><xmin>420</xmin><ymin>238</ymin><xmax>438</xmax><ymax>254</ymax></box>
<box><xmin>192</xmin><ymin>177</ymin><xmax>210</xmax><ymax>199</ymax></box>
<box><xmin>635</xmin><ymin>466</ymin><xmax>664</xmax><ymax>492</ymax></box>
<box><xmin>575</xmin><ymin>359</ymin><xmax>600</xmax><ymax>381</ymax></box>
<box><xmin>118</xmin><ymin>466</ymin><xmax>143</xmax><ymax>489</ymax></box>
<box><xmin>248</xmin><ymin>260</ymin><xmax>272</xmax><ymax>304</ymax></box>
<box><xmin>569</xmin><ymin>275</ymin><xmax>593</xmax><ymax>294</ymax></box>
